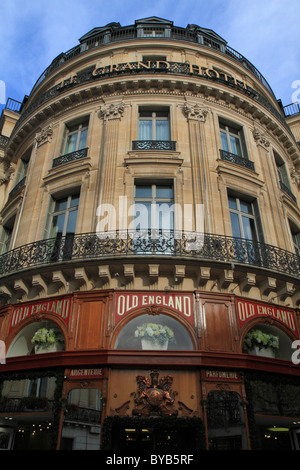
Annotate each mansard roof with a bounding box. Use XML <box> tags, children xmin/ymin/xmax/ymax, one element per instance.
<box><xmin>79</xmin><ymin>17</ymin><xmax>226</xmax><ymax>45</ymax></box>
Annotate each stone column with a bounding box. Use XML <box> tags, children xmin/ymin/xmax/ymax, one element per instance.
<box><xmin>98</xmin><ymin>102</ymin><xmax>124</xmax><ymax>211</ymax></box>
<box><xmin>183</xmin><ymin>102</ymin><xmax>209</xmax><ymax>231</ymax></box>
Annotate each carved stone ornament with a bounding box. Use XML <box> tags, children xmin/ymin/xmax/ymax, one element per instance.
<box><xmin>183</xmin><ymin>103</ymin><xmax>209</xmax><ymax>122</ymax></box>
<box><xmin>252</xmin><ymin>126</ymin><xmax>270</xmax><ymax>149</ymax></box>
<box><xmin>35</xmin><ymin>125</ymin><xmax>53</xmax><ymax>147</ymax></box>
<box><xmin>0</xmin><ymin>161</ymin><xmax>16</xmax><ymax>185</ymax></box>
<box><xmin>290</xmin><ymin>167</ymin><xmax>300</xmax><ymax>189</ymax></box>
<box><xmin>99</xmin><ymin>102</ymin><xmax>125</xmax><ymax>120</ymax></box>
<box><xmin>132</xmin><ymin>369</ymin><xmax>177</xmax><ymax>417</ymax></box>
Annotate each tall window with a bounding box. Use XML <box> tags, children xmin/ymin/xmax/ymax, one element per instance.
<box><xmin>0</xmin><ymin>216</ymin><xmax>16</xmax><ymax>254</ymax></box>
<box><xmin>48</xmin><ymin>193</ymin><xmax>80</xmax><ymax>260</ymax></box>
<box><xmin>63</xmin><ymin>119</ymin><xmax>89</xmax><ymax>155</ymax></box>
<box><xmin>228</xmin><ymin>193</ymin><xmax>264</xmax><ymax>263</ymax></box>
<box><xmin>274</xmin><ymin>151</ymin><xmax>294</xmax><ymax>200</ymax></box>
<box><xmin>49</xmin><ymin>194</ymin><xmax>80</xmax><ymax>239</ymax></box>
<box><xmin>229</xmin><ymin>196</ymin><xmax>258</xmax><ymax>241</ymax></box>
<box><xmin>219</xmin><ymin>120</ymin><xmax>246</xmax><ymax>158</ymax></box>
<box><xmin>14</xmin><ymin>147</ymin><xmax>31</xmax><ymax>185</ymax></box>
<box><xmin>134</xmin><ymin>181</ymin><xmax>174</xmax><ymax>232</ymax></box>
<box><xmin>289</xmin><ymin>221</ymin><xmax>300</xmax><ymax>256</ymax></box>
<box><xmin>138</xmin><ymin>107</ymin><xmax>170</xmax><ymax>141</ymax></box>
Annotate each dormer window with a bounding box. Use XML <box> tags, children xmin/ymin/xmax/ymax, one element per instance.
<box><xmin>142</xmin><ymin>28</ymin><xmax>165</xmax><ymax>38</ymax></box>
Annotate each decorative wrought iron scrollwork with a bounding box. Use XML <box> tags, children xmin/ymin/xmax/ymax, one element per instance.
<box><xmin>0</xmin><ymin>230</ymin><xmax>299</xmax><ymax>279</ymax></box>
<box><xmin>132</xmin><ymin>140</ymin><xmax>176</xmax><ymax>151</ymax></box>
<box><xmin>52</xmin><ymin>148</ymin><xmax>88</xmax><ymax>168</ymax></box>
<box><xmin>219</xmin><ymin>149</ymin><xmax>255</xmax><ymax>171</ymax></box>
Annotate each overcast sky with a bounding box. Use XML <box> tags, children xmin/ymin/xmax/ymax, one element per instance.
<box><xmin>0</xmin><ymin>0</ymin><xmax>299</xmax><ymax>115</ymax></box>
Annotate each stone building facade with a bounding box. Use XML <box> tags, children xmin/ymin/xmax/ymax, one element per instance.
<box><xmin>0</xmin><ymin>17</ymin><xmax>300</xmax><ymax>451</ymax></box>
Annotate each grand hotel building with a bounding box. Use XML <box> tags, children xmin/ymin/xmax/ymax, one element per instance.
<box><xmin>0</xmin><ymin>17</ymin><xmax>300</xmax><ymax>451</ymax></box>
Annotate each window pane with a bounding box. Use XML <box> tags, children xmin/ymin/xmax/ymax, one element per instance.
<box><xmin>220</xmin><ymin>131</ymin><xmax>229</xmax><ymax>151</ymax></box>
<box><xmin>70</xmin><ymin>194</ymin><xmax>80</xmax><ymax>208</ymax></box>
<box><xmin>228</xmin><ymin>197</ymin><xmax>237</xmax><ymax>210</ymax></box>
<box><xmin>156</xmin><ymin>185</ymin><xmax>173</xmax><ymax>198</ymax></box>
<box><xmin>139</xmin><ymin>120</ymin><xmax>152</xmax><ymax>140</ymax></box>
<box><xmin>55</xmin><ymin>198</ymin><xmax>67</xmax><ymax>212</ymax></box>
<box><xmin>133</xmin><ymin>202</ymin><xmax>151</xmax><ymax>230</ymax></box>
<box><xmin>79</xmin><ymin>128</ymin><xmax>88</xmax><ymax>149</ymax></box>
<box><xmin>135</xmin><ymin>185</ymin><xmax>152</xmax><ymax>198</ymax></box>
<box><xmin>230</xmin><ymin>135</ymin><xmax>242</xmax><ymax>156</ymax></box>
<box><xmin>156</xmin><ymin>120</ymin><xmax>169</xmax><ymax>140</ymax></box>
<box><xmin>230</xmin><ymin>213</ymin><xmax>241</xmax><ymax>238</ymax></box>
<box><xmin>65</xmin><ymin>133</ymin><xmax>78</xmax><ymax>154</ymax></box>
<box><xmin>51</xmin><ymin>214</ymin><xmax>65</xmax><ymax>236</ymax></box>
<box><xmin>156</xmin><ymin>202</ymin><xmax>174</xmax><ymax>230</ymax></box>
<box><xmin>240</xmin><ymin>201</ymin><xmax>252</xmax><ymax>214</ymax></box>
<box><xmin>66</xmin><ymin>209</ymin><xmax>78</xmax><ymax>234</ymax></box>
<box><xmin>242</xmin><ymin>216</ymin><xmax>256</xmax><ymax>241</ymax></box>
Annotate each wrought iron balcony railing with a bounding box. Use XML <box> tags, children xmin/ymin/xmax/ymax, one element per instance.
<box><xmin>219</xmin><ymin>149</ymin><xmax>255</xmax><ymax>171</ymax></box>
<box><xmin>52</xmin><ymin>147</ymin><xmax>88</xmax><ymax>168</ymax></box>
<box><xmin>8</xmin><ymin>176</ymin><xmax>26</xmax><ymax>200</ymax></box>
<box><xmin>132</xmin><ymin>140</ymin><xmax>176</xmax><ymax>151</ymax></box>
<box><xmin>0</xmin><ymin>231</ymin><xmax>299</xmax><ymax>279</ymax></box>
<box><xmin>280</xmin><ymin>180</ymin><xmax>297</xmax><ymax>204</ymax></box>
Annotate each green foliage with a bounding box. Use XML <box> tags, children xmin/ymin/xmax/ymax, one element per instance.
<box><xmin>243</xmin><ymin>329</ymin><xmax>279</xmax><ymax>352</ymax></box>
<box><xmin>31</xmin><ymin>328</ymin><xmax>64</xmax><ymax>349</ymax></box>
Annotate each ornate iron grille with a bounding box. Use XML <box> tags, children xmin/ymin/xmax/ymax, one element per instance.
<box><xmin>52</xmin><ymin>148</ymin><xmax>88</xmax><ymax>168</ymax></box>
<box><xmin>132</xmin><ymin>140</ymin><xmax>176</xmax><ymax>151</ymax></box>
<box><xmin>219</xmin><ymin>149</ymin><xmax>255</xmax><ymax>171</ymax></box>
<box><xmin>0</xmin><ymin>230</ymin><xmax>299</xmax><ymax>278</ymax></box>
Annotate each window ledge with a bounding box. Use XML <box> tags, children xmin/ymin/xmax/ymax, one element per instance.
<box><xmin>125</xmin><ymin>150</ymin><xmax>183</xmax><ymax>165</ymax></box>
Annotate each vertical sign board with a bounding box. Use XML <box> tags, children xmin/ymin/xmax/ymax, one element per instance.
<box><xmin>115</xmin><ymin>292</ymin><xmax>194</xmax><ymax>324</ymax></box>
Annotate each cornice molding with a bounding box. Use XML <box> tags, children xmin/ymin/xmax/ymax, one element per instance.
<box><xmin>5</xmin><ymin>77</ymin><xmax>300</xmax><ymax>165</ymax></box>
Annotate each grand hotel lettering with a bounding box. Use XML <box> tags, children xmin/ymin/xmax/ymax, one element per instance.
<box><xmin>57</xmin><ymin>61</ymin><xmax>255</xmax><ymax>95</ymax></box>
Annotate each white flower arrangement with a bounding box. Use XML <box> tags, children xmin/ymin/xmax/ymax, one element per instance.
<box><xmin>243</xmin><ymin>329</ymin><xmax>279</xmax><ymax>353</ymax></box>
<box><xmin>134</xmin><ymin>323</ymin><xmax>175</xmax><ymax>345</ymax></box>
<box><xmin>31</xmin><ymin>328</ymin><xmax>64</xmax><ymax>349</ymax></box>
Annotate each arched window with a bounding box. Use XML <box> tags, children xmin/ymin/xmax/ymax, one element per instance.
<box><xmin>242</xmin><ymin>323</ymin><xmax>292</xmax><ymax>360</ymax></box>
<box><xmin>114</xmin><ymin>314</ymin><xmax>194</xmax><ymax>350</ymax></box>
<box><xmin>7</xmin><ymin>320</ymin><xmax>65</xmax><ymax>357</ymax></box>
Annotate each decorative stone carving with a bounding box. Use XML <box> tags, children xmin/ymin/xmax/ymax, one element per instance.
<box><xmin>183</xmin><ymin>103</ymin><xmax>209</xmax><ymax>121</ymax></box>
<box><xmin>99</xmin><ymin>102</ymin><xmax>125</xmax><ymax>120</ymax></box>
<box><xmin>252</xmin><ymin>126</ymin><xmax>270</xmax><ymax>149</ymax></box>
<box><xmin>35</xmin><ymin>124</ymin><xmax>53</xmax><ymax>147</ymax></box>
<box><xmin>290</xmin><ymin>167</ymin><xmax>300</xmax><ymax>189</ymax></box>
<box><xmin>0</xmin><ymin>161</ymin><xmax>15</xmax><ymax>185</ymax></box>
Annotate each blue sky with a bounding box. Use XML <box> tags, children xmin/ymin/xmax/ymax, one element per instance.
<box><xmin>0</xmin><ymin>0</ymin><xmax>299</xmax><ymax>115</ymax></box>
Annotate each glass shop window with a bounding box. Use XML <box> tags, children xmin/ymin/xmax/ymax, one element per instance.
<box><xmin>114</xmin><ymin>314</ymin><xmax>194</xmax><ymax>350</ymax></box>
